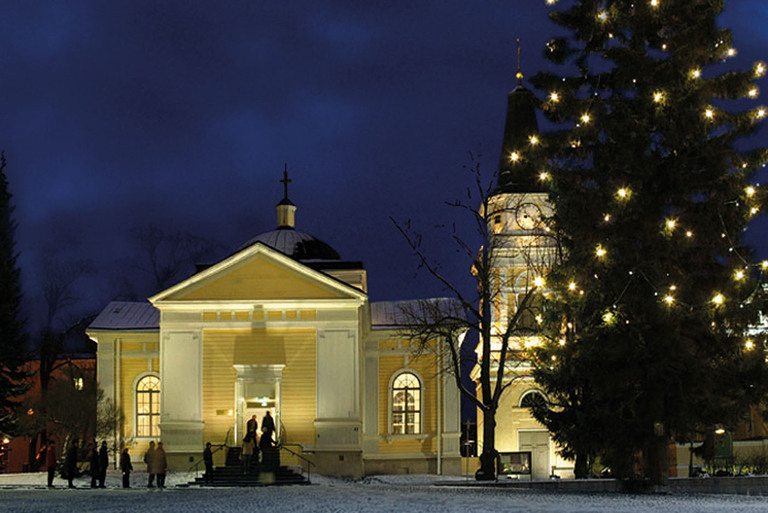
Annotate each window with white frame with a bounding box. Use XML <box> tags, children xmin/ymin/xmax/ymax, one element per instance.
<box><xmin>136</xmin><ymin>375</ymin><xmax>160</xmax><ymax>437</ymax></box>
<box><xmin>392</xmin><ymin>372</ymin><xmax>421</xmax><ymax>434</ymax></box>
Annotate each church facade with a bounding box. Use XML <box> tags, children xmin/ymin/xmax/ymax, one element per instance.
<box><xmin>87</xmin><ymin>190</ymin><xmax>462</xmax><ymax>478</ymax></box>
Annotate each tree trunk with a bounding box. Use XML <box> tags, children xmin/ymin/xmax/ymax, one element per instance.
<box><xmin>475</xmin><ymin>407</ymin><xmax>497</xmax><ymax>481</ymax></box>
<box><xmin>645</xmin><ymin>435</ymin><xmax>669</xmax><ymax>486</ymax></box>
<box><xmin>574</xmin><ymin>452</ymin><xmax>590</xmax><ymax>479</ymax></box>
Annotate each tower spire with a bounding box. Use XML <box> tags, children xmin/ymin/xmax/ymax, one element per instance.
<box><xmin>516</xmin><ymin>38</ymin><xmax>524</xmax><ymax>86</ymax></box>
<box><xmin>280</xmin><ymin>163</ymin><xmax>292</xmax><ymax>203</ymax></box>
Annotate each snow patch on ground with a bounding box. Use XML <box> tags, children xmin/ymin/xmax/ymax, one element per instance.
<box><xmin>1</xmin><ymin>471</ymin><xmax>767</xmax><ymax>513</ymax></box>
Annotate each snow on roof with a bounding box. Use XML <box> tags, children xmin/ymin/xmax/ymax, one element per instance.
<box><xmin>88</xmin><ymin>301</ymin><xmax>159</xmax><ymax>331</ymax></box>
<box><xmin>370</xmin><ymin>298</ymin><xmax>464</xmax><ymax>329</ymax></box>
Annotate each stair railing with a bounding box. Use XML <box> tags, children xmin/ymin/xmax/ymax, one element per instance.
<box><xmin>187</xmin><ymin>430</ymin><xmax>232</xmax><ymax>477</ymax></box>
<box><xmin>278</xmin><ymin>443</ymin><xmax>316</xmax><ymax>483</ymax></box>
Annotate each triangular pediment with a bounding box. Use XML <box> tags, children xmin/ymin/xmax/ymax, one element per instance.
<box><xmin>150</xmin><ymin>243</ymin><xmax>366</xmax><ymax>303</ymax></box>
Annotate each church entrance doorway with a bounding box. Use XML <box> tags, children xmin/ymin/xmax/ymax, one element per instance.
<box><xmin>233</xmin><ymin>364</ymin><xmax>284</xmax><ymax>445</ymax></box>
<box><xmin>519</xmin><ymin>430</ymin><xmax>550</xmax><ymax>479</ymax></box>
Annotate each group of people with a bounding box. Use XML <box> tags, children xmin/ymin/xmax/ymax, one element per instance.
<box><xmin>202</xmin><ymin>411</ymin><xmax>276</xmax><ymax>483</ymax></box>
<box><xmin>41</xmin><ymin>438</ymin><xmax>152</xmax><ymax>489</ymax></box>
<box><xmin>143</xmin><ymin>440</ymin><xmax>169</xmax><ymax>488</ymax></box>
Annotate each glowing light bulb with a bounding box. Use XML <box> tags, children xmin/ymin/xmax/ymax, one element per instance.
<box><xmin>705</xmin><ymin>108</ymin><xmax>715</xmax><ymax>119</ymax></box>
<box><xmin>602</xmin><ymin>311</ymin><xmax>614</xmax><ymax>323</ymax></box>
<box><xmin>617</xmin><ymin>188</ymin><xmax>629</xmax><ymax>199</ymax></box>
<box><xmin>580</xmin><ymin>113</ymin><xmax>591</xmax><ymax>124</ymax></box>
<box><xmin>530</xmin><ymin>135</ymin><xmax>539</xmax><ymax>145</ymax></box>
<box><xmin>550</xmin><ymin>92</ymin><xmax>559</xmax><ymax>102</ymax></box>
<box><xmin>756</xmin><ymin>108</ymin><xmax>766</xmax><ymax>119</ymax></box>
<box><xmin>664</xmin><ymin>295</ymin><xmax>674</xmax><ymax>305</ymax></box>
<box><xmin>534</xmin><ymin>276</ymin><xmax>545</xmax><ymax>288</ymax></box>
<box><xmin>691</xmin><ymin>69</ymin><xmax>701</xmax><ymax>79</ymax></box>
<box><xmin>650</xmin><ymin>0</ymin><xmax>659</xmax><ymax>7</ymax></box>
<box><xmin>735</xmin><ymin>270</ymin><xmax>745</xmax><ymax>281</ymax></box>
<box><xmin>653</xmin><ymin>91</ymin><xmax>664</xmax><ymax>103</ymax></box>
<box><xmin>686</xmin><ymin>231</ymin><xmax>693</xmax><ymax>238</ymax></box>
<box><xmin>745</xmin><ymin>340</ymin><xmax>755</xmax><ymax>350</ymax></box>
<box><xmin>751</xmin><ymin>207</ymin><xmax>759</xmax><ymax>215</ymax></box>
<box><xmin>748</xmin><ymin>88</ymin><xmax>759</xmax><ymax>99</ymax></box>
<box><xmin>510</xmin><ymin>152</ymin><xmax>520</xmax><ymax>162</ymax></box>
<box><xmin>746</xmin><ymin>186</ymin><xmax>756</xmax><ymax>196</ymax></box>
<box><xmin>598</xmin><ymin>11</ymin><xmax>608</xmax><ymax>22</ymax></box>
<box><xmin>761</xmin><ymin>260</ymin><xmax>768</xmax><ymax>270</ymax></box>
<box><xmin>558</xmin><ymin>338</ymin><xmax>566</xmax><ymax>346</ymax></box>
<box><xmin>666</xmin><ymin>219</ymin><xmax>676</xmax><ymax>230</ymax></box>
<box><xmin>712</xmin><ymin>293</ymin><xmax>725</xmax><ymax>305</ymax></box>
<box><xmin>603</xmin><ymin>213</ymin><xmax>611</xmax><ymax>222</ymax></box>
<box><xmin>568</xmin><ymin>282</ymin><xmax>577</xmax><ymax>291</ymax></box>
<box><xmin>596</xmin><ymin>245</ymin><xmax>606</xmax><ymax>258</ymax></box>
<box><xmin>539</xmin><ymin>172</ymin><xmax>549</xmax><ymax>181</ymax></box>
<box><xmin>727</xmin><ymin>48</ymin><xmax>737</xmax><ymax>57</ymax></box>
<box><xmin>756</xmin><ymin>62</ymin><xmax>766</xmax><ymax>77</ymax></box>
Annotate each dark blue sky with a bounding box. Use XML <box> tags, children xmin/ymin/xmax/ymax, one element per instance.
<box><xmin>1</xmin><ymin>1</ymin><xmax>766</xmax><ymax>330</ymax></box>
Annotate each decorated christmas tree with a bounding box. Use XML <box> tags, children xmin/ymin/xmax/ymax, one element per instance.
<box><xmin>526</xmin><ymin>0</ymin><xmax>768</xmax><ymax>483</ymax></box>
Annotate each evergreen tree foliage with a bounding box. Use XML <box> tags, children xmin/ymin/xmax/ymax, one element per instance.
<box><xmin>0</xmin><ymin>152</ymin><xmax>30</xmax><ymax>434</ymax></box>
<box><xmin>525</xmin><ymin>0</ymin><xmax>768</xmax><ymax>483</ymax></box>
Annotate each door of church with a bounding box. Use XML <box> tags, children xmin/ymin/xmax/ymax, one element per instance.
<box><xmin>519</xmin><ymin>430</ymin><xmax>550</xmax><ymax>479</ymax></box>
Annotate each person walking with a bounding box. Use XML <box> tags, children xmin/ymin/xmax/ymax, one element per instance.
<box><xmin>98</xmin><ymin>441</ymin><xmax>108</xmax><ymax>488</ymax></box>
<box><xmin>45</xmin><ymin>440</ymin><xmax>57</xmax><ymax>488</ymax></box>
<box><xmin>120</xmin><ymin>448</ymin><xmax>133</xmax><ymax>488</ymax></box>
<box><xmin>89</xmin><ymin>444</ymin><xmax>100</xmax><ymax>488</ymax></box>
<box><xmin>261</xmin><ymin>411</ymin><xmax>275</xmax><ymax>439</ymax></box>
<box><xmin>246</xmin><ymin>415</ymin><xmax>258</xmax><ymax>438</ymax></box>
<box><xmin>242</xmin><ymin>433</ymin><xmax>255</xmax><ymax>474</ymax></box>
<box><xmin>144</xmin><ymin>441</ymin><xmax>156</xmax><ymax>488</ymax></box>
<box><xmin>65</xmin><ymin>440</ymin><xmax>78</xmax><ymax>488</ymax></box>
<box><xmin>155</xmin><ymin>442</ymin><xmax>168</xmax><ymax>489</ymax></box>
<box><xmin>203</xmin><ymin>442</ymin><xmax>213</xmax><ymax>484</ymax></box>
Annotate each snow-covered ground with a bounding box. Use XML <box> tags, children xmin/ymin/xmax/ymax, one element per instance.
<box><xmin>0</xmin><ymin>471</ymin><xmax>767</xmax><ymax>512</ymax></box>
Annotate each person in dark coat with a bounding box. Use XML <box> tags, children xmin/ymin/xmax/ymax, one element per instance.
<box><xmin>98</xmin><ymin>441</ymin><xmax>108</xmax><ymax>488</ymax></box>
<box><xmin>45</xmin><ymin>440</ymin><xmax>57</xmax><ymax>488</ymax></box>
<box><xmin>65</xmin><ymin>440</ymin><xmax>78</xmax><ymax>488</ymax></box>
<box><xmin>246</xmin><ymin>415</ymin><xmax>258</xmax><ymax>437</ymax></box>
<box><xmin>120</xmin><ymin>448</ymin><xmax>133</xmax><ymax>488</ymax></box>
<box><xmin>261</xmin><ymin>411</ymin><xmax>275</xmax><ymax>439</ymax></box>
<box><xmin>89</xmin><ymin>444</ymin><xmax>100</xmax><ymax>488</ymax></box>
<box><xmin>144</xmin><ymin>441</ymin><xmax>156</xmax><ymax>488</ymax></box>
<box><xmin>203</xmin><ymin>442</ymin><xmax>213</xmax><ymax>484</ymax></box>
<box><xmin>155</xmin><ymin>442</ymin><xmax>168</xmax><ymax>489</ymax></box>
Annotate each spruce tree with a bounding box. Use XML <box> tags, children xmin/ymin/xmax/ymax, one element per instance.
<box><xmin>526</xmin><ymin>1</ymin><xmax>768</xmax><ymax>483</ymax></box>
<box><xmin>0</xmin><ymin>152</ymin><xmax>29</xmax><ymax>434</ymax></box>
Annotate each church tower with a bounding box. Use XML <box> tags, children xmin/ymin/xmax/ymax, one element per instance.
<box><xmin>486</xmin><ymin>43</ymin><xmax>555</xmax><ymax>337</ymax></box>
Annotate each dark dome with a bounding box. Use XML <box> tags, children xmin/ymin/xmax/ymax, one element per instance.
<box><xmin>240</xmin><ymin>227</ymin><xmax>341</xmax><ymax>260</ymax></box>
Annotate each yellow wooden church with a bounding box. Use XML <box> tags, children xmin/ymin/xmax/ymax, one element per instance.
<box><xmin>87</xmin><ymin>182</ymin><xmax>462</xmax><ymax>478</ymax></box>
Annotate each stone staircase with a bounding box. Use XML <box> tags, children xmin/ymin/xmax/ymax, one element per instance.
<box><xmin>189</xmin><ymin>446</ymin><xmax>310</xmax><ymax>487</ymax></box>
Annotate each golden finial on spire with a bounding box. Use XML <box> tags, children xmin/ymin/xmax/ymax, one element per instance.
<box><xmin>516</xmin><ymin>38</ymin><xmax>524</xmax><ymax>85</ymax></box>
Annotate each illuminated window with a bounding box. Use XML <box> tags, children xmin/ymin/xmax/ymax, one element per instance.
<box><xmin>136</xmin><ymin>375</ymin><xmax>160</xmax><ymax>438</ymax></box>
<box><xmin>73</xmin><ymin>377</ymin><xmax>84</xmax><ymax>390</ymax></box>
<box><xmin>391</xmin><ymin>372</ymin><xmax>421</xmax><ymax>434</ymax></box>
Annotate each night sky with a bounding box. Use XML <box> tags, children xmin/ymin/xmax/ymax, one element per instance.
<box><xmin>2</xmin><ymin>1</ymin><xmax>766</xmax><ymax>331</ymax></box>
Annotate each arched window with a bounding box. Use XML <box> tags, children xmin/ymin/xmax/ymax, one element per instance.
<box><xmin>520</xmin><ymin>390</ymin><xmax>546</xmax><ymax>410</ymax></box>
<box><xmin>136</xmin><ymin>375</ymin><xmax>160</xmax><ymax>438</ymax></box>
<box><xmin>392</xmin><ymin>372</ymin><xmax>421</xmax><ymax>434</ymax></box>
